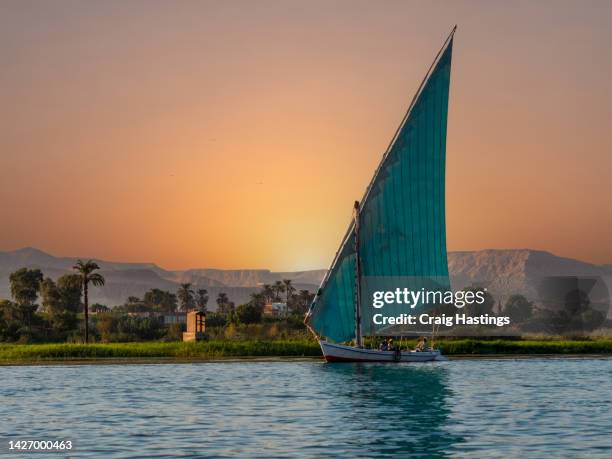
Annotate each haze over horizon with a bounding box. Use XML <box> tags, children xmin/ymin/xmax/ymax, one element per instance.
<box><xmin>2</xmin><ymin>245</ymin><xmax>610</xmax><ymax>273</ymax></box>
<box><xmin>2</xmin><ymin>1</ymin><xmax>611</xmax><ymax>271</ymax></box>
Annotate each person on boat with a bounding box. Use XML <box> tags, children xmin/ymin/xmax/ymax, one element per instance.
<box><xmin>387</xmin><ymin>338</ymin><xmax>396</xmax><ymax>351</ymax></box>
<box><xmin>378</xmin><ymin>339</ymin><xmax>388</xmax><ymax>351</ymax></box>
<box><xmin>416</xmin><ymin>337</ymin><xmax>428</xmax><ymax>352</ymax></box>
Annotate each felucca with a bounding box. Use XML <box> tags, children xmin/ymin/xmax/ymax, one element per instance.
<box><xmin>305</xmin><ymin>27</ymin><xmax>457</xmax><ymax>362</ymax></box>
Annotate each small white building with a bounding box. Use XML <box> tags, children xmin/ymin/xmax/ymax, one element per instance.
<box><xmin>263</xmin><ymin>302</ymin><xmax>287</xmax><ymax>317</ymax></box>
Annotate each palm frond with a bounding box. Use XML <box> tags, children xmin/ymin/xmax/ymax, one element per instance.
<box><xmin>88</xmin><ymin>273</ymin><xmax>105</xmax><ymax>286</ymax></box>
<box><xmin>72</xmin><ymin>259</ymin><xmax>85</xmax><ymax>271</ymax></box>
<box><xmin>73</xmin><ymin>259</ymin><xmax>101</xmax><ymax>274</ymax></box>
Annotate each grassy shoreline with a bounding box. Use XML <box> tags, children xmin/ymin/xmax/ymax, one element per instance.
<box><xmin>1</xmin><ymin>339</ymin><xmax>612</xmax><ymax>364</ymax></box>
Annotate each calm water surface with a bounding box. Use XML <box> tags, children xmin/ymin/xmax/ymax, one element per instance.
<box><xmin>1</xmin><ymin>358</ymin><xmax>611</xmax><ymax>458</ymax></box>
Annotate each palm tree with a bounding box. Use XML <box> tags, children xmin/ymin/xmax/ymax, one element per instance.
<box><xmin>249</xmin><ymin>292</ymin><xmax>265</xmax><ymax>308</ymax></box>
<box><xmin>273</xmin><ymin>280</ymin><xmax>285</xmax><ymax>302</ymax></box>
<box><xmin>216</xmin><ymin>292</ymin><xmax>234</xmax><ymax>316</ymax></box>
<box><xmin>297</xmin><ymin>289</ymin><xmax>314</xmax><ymax>315</ymax></box>
<box><xmin>196</xmin><ymin>289</ymin><xmax>209</xmax><ymax>313</ymax></box>
<box><xmin>282</xmin><ymin>279</ymin><xmax>295</xmax><ymax>313</ymax></box>
<box><xmin>217</xmin><ymin>292</ymin><xmax>229</xmax><ymax>306</ymax></box>
<box><xmin>177</xmin><ymin>283</ymin><xmax>196</xmax><ymax>311</ymax></box>
<box><xmin>262</xmin><ymin>284</ymin><xmax>274</xmax><ymax>304</ymax></box>
<box><xmin>73</xmin><ymin>260</ymin><xmax>105</xmax><ymax>343</ymax></box>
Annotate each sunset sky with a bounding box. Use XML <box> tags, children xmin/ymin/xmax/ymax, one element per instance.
<box><xmin>1</xmin><ymin>0</ymin><xmax>611</xmax><ymax>271</ymax></box>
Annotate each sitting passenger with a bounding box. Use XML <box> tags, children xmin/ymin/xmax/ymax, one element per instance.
<box><xmin>387</xmin><ymin>338</ymin><xmax>395</xmax><ymax>351</ymax></box>
<box><xmin>416</xmin><ymin>337</ymin><xmax>428</xmax><ymax>352</ymax></box>
<box><xmin>378</xmin><ymin>340</ymin><xmax>388</xmax><ymax>351</ymax></box>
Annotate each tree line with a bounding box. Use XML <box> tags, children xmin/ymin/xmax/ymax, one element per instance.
<box><xmin>7</xmin><ymin>262</ymin><xmax>599</xmax><ymax>342</ymax></box>
<box><xmin>434</xmin><ymin>285</ymin><xmax>606</xmax><ymax>335</ymax></box>
<box><xmin>0</xmin><ymin>261</ymin><xmax>104</xmax><ymax>343</ymax></box>
<box><xmin>0</xmin><ymin>263</ymin><xmax>316</xmax><ymax>343</ymax></box>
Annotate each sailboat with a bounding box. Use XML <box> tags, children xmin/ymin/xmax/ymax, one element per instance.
<box><xmin>305</xmin><ymin>27</ymin><xmax>456</xmax><ymax>362</ymax></box>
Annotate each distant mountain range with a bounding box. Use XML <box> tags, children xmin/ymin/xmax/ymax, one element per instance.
<box><xmin>448</xmin><ymin>250</ymin><xmax>612</xmax><ymax>310</ymax></box>
<box><xmin>0</xmin><ymin>247</ymin><xmax>326</xmax><ymax>308</ymax></box>
<box><xmin>1</xmin><ymin>247</ymin><xmax>610</xmax><ymax>311</ymax></box>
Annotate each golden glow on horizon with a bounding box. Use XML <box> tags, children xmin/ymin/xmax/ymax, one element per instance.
<box><xmin>1</xmin><ymin>1</ymin><xmax>611</xmax><ymax>270</ymax></box>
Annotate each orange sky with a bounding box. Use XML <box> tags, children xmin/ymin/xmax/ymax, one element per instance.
<box><xmin>1</xmin><ymin>0</ymin><xmax>611</xmax><ymax>271</ymax></box>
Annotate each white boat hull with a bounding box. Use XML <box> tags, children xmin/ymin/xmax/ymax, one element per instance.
<box><xmin>320</xmin><ymin>340</ymin><xmax>447</xmax><ymax>363</ymax></box>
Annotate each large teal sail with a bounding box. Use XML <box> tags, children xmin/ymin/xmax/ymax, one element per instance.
<box><xmin>307</xmin><ymin>29</ymin><xmax>455</xmax><ymax>343</ymax></box>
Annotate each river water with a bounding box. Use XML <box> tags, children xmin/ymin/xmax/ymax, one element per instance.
<box><xmin>1</xmin><ymin>358</ymin><xmax>611</xmax><ymax>458</ymax></box>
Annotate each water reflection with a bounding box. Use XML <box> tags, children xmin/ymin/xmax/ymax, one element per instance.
<box><xmin>315</xmin><ymin>363</ymin><xmax>462</xmax><ymax>458</ymax></box>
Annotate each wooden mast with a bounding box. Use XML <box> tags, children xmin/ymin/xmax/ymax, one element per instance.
<box><xmin>353</xmin><ymin>200</ymin><xmax>364</xmax><ymax>348</ymax></box>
